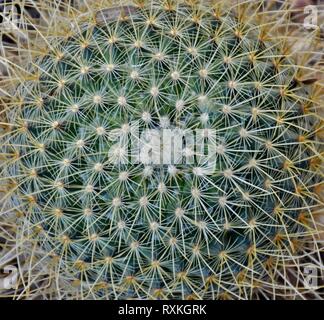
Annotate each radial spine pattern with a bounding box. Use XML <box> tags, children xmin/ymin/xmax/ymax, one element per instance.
<box><xmin>0</xmin><ymin>0</ymin><xmax>323</xmax><ymax>300</ymax></box>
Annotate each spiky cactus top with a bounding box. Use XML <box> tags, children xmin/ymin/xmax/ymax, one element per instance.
<box><xmin>0</xmin><ymin>1</ymin><xmax>323</xmax><ymax>299</ymax></box>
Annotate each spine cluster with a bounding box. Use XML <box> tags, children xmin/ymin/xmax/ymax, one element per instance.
<box><xmin>0</xmin><ymin>0</ymin><xmax>323</xmax><ymax>300</ymax></box>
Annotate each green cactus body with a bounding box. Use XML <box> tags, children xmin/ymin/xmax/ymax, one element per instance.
<box><xmin>1</xmin><ymin>2</ymin><xmax>322</xmax><ymax>299</ymax></box>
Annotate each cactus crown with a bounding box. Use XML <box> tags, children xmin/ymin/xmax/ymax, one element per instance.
<box><xmin>0</xmin><ymin>0</ymin><xmax>323</xmax><ymax>300</ymax></box>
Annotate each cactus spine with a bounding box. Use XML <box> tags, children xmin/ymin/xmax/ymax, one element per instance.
<box><xmin>0</xmin><ymin>0</ymin><xmax>323</xmax><ymax>299</ymax></box>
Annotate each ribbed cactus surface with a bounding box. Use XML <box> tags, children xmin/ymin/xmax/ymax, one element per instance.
<box><xmin>2</xmin><ymin>2</ymin><xmax>321</xmax><ymax>299</ymax></box>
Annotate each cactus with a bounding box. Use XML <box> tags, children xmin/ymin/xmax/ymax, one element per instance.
<box><xmin>0</xmin><ymin>0</ymin><xmax>323</xmax><ymax>300</ymax></box>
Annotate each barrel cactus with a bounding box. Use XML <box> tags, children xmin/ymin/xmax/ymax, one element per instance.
<box><xmin>0</xmin><ymin>0</ymin><xmax>323</xmax><ymax>299</ymax></box>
